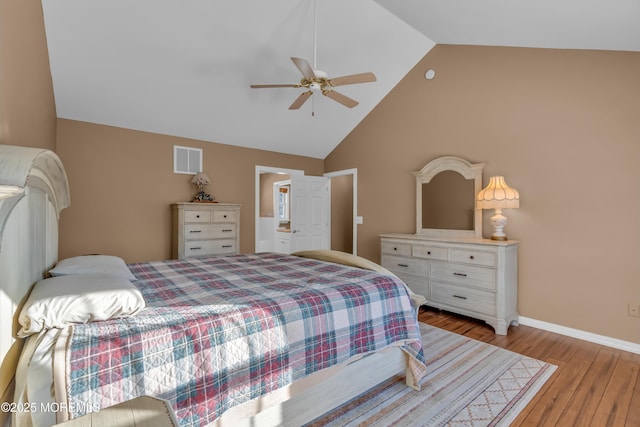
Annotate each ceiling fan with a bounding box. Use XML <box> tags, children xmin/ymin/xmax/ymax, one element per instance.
<box><xmin>251</xmin><ymin>58</ymin><xmax>376</xmax><ymax>110</ymax></box>
<box><xmin>249</xmin><ymin>1</ymin><xmax>376</xmax><ymax>111</ymax></box>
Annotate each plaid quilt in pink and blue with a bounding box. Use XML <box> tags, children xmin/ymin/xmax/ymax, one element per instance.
<box><xmin>62</xmin><ymin>253</ymin><xmax>426</xmax><ymax>425</ymax></box>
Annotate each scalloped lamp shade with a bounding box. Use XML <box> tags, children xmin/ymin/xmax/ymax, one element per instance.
<box><xmin>477</xmin><ymin>176</ymin><xmax>519</xmax><ymax>241</ymax></box>
<box><xmin>191</xmin><ymin>172</ymin><xmax>211</xmax><ymax>186</ymax></box>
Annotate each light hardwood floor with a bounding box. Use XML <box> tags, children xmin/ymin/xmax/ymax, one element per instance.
<box><xmin>418</xmin><ymin>307</ymin><xmax>640</xmax><ymax>427</ymax></box>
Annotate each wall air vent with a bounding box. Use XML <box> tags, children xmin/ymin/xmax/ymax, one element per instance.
<box><xmin>174</xmin><ymin>146</ymin><xmax>202</xmax><ymax>174</ymax></box>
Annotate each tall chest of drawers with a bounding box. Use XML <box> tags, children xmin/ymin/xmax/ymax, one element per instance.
<box><xmin>380</xmin><ymin>233</ymin><xmax>518</xmax><ymax>335</ymax></box>
<box><xmin>172</xmin><ymin>203</ymin><xmax>241</xmax><ymax>259</ymax></box>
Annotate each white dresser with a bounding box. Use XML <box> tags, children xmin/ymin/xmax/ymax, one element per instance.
<box><xmin>380</xmin><ymin>233</ymin><xmax>519</xmax><ymax>335</ymax></box>
<box><xmin>172</xmin><ymin>202</ymin><xmax>240</xmax><ymax>259</ymax></box>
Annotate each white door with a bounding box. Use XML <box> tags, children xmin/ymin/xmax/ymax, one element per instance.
<box><xmin>290</xmin><ymin>175</ymin><xmax>330</xmax><ymax>252</ymax></box>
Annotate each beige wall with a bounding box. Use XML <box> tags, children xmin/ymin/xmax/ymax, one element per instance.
<box><xmin>0</xmin><ymin>0</ymin><xmax>56</xmax><ymax>150</ymax></box>
<box><xmin>330</xmin><ymin>174</ymin><xmax>353</xmax><ymax>253</ymax></box>
<box><xmin>325</xmin><ymin>45</ymin><xmax>640</xmax><ymax>344</ymax></box>
<box><xmin>56</xmin><ymin>119</ymin><xmax>323</xmax><ymax>263</ymax></box>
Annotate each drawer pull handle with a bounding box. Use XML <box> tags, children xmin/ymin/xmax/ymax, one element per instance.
<box><xmin>190</xmin><ymin>230</ymin><xmax>202</xmax><ymax>233</ymax></box>
<box><xmin>427</xmin><ymin>251</ymin><xmax>431</xmax><ymax>255</ymax></box>
<box><xmin>222</xmin><ymin>245</ymin><xmax>232</xmax><ymax>248</ymax></box>
<box><xmin>393</xmin><ymin>247</ymin><xmax>398</xmax><ymax>251</ymax></box>
<box><xmin>223</xmin><ymin>215</ymin><xmax>227</xmax><ymax>218</ymax></box>
<box><xmin>196</xmin><ymin>215</ymin><xmax>200</xmax><ymax>218</ymax></box>
<box><xmin>453</xmin><ymin>294</ymin><xmax>467</xmax><ymax>300</ymax></box>
<box><xmin>190</xmin><ymin>247</ymin><xmax>202</xmax><ymax>250</ymax></box>
<box><xmin>398</xmin><ymin>263</ymin><xmax>409</xmax><ymax>268</ymax></box>
<box><xmin>469</xmin><ymin>255</ymin><xmax>475</xmax><ymax>260</ymax></box>
<box><xmin>453</xmin><ymin>272</ymin><xmax>468</xmax><ymax>277</ymax></box>
<box><xmin>222</xmin><ymin>229</ymin><xmax>233</xmax><ymax>232</ymax></box>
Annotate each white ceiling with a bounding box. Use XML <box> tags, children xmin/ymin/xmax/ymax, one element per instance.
<box><xmin>41</xmin><ymin>0</ymin><xmax>640</xmax><ymax>159</ymax></box>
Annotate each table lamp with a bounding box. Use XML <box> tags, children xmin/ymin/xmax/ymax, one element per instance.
<box><xmin>191</xmin><ymin>172</ymin><xmax>216</xmax><ymax>202</ymax></box>
<box><xmin>476</xmin><ymin>176</ymin><xmax>519</xmax><ymax>241</ymax></box>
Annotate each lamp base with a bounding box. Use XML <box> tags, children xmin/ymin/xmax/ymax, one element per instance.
<box><xmin>192</xmin><ymin>191</ymin><xmax>216</xmax><ymax>203</ymax></box>
<box><xmin>489</xmin><ymin>209</ymin><xmax>509</xmax><ymax>242</ymax></box>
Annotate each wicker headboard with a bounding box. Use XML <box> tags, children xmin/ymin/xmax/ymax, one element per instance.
<box><xmin>0</xmin><ymin>145</ymin><xmax>70</xmax><ymax>424</ymax></box>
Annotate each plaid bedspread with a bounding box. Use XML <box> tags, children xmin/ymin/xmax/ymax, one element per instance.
<box><xmin>63</xmin><ymin>253</ymin><xmax>426</xmax><ymax>426</ymax></box>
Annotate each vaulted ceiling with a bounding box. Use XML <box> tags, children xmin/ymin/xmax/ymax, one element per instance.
<box><xmin>41</xmin><ymin>0</ymin><xmax>640</xmax><ymax>159</ymax></box>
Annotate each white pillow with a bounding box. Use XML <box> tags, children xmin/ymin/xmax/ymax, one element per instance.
<box><xmin>18</xmin><ymin>274</ymin><xmax>146</xmax><ymax>337</ymax></box>
<box><xmin>49</xmin><ymin>255</ymin><xmax>136</xmax><ymax>281</ymax></box>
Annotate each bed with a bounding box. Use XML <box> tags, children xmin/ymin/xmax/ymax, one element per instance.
<box><xmin>0</xmin><ymin>145</ymin><xmax>426</xmax><ymax>427</ymax></box>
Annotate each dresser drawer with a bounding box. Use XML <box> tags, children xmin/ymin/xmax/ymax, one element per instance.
<box><xmin>184</xmin><ymin>210</ymin><xmax>212</xmax><ymax>223</ymax></box>
<box><xmin>393</xmin><ymin>272</ymin><xmax>429</xmax><ymax>297</ymax></box>
<box><xmin>274</xmin><ymin>238</ymin><xmax>291</xmax><ymax>254</ymax></box>
<box><xmin>431</xmin><ymin>260</ymin><xmax>496</xmax><ymax>291</ymax></box>
<box><xmin>431</xmin><ymin>282</ymin><xmax>496</xmax><ymax>316</ymax></box>
<box><xmin>213</xmin><ymin>210</ymin><xmax>237</xmax><ymax>223</ymax></box>
<box><xmin>382</xmin><ymin>254</ymin><xmax>428</xmax><ymax>276</ymax></box>
<box><xmin>381</xmin><ymin>241</ymin><xmax>412</xmax><ymax>257</ymax></box>
<box><xmin>184</xmin><ymin>239</ymin><xmax>236</xmax><ymax>257</ymax></box>
<box><xmin>450</xmin><ymin>248</ymin><xmax>496</xmax><ymax>267</ymax></box>
<box><xmin>184</xmin><ymin>224</ymin><xmax>236</xmax><ymax>240</ymax></box>
<box><xmin>412</xmin><ymin>245</ymin><xmax>447</xmax><ymax>260</ymax></box>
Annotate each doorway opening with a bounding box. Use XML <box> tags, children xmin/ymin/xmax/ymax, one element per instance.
<box><xmin>255</xmin><ymin>166</ymin><xmax>358</xmax><ymax>255</ymax></box>
<box><xmin>255</xmin><ymin>166</ymin><xmax>303</xmax><ymax>253</ymax></box>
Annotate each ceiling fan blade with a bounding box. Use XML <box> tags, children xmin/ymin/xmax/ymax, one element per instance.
<box><xmin>291</xmin><ymin>57</ymin><xmax>317</xmax><ymax>79</ymax></box>
<box><xmin>289</xmin><ymin>91</ymin><xmax>312</xmax><ymax>110</ymax></box>
<box><xmin>250</xmin><ymin>84</ymin><xmax>299</xmax><ymax>88</ymax></box>
<box><xmin>324</xmin><ymin>90</ymin><xmax>359</xmax><ymax>108</ymax></box>
<box><xmin>329</xmin><ymin>72</ymin><xmax>377</xmax><ymax>87</ymax></box>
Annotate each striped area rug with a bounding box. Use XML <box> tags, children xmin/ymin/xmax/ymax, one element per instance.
<box><xmin>306</xmin><ymin>322</ymin><xmax>556</xmax><ymax>427</ymax></box>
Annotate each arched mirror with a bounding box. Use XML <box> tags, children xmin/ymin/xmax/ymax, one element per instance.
<box><xmin>414</xmin><ymin>156</ymin><xmax>484</xmax><ymax>238</ymax></box>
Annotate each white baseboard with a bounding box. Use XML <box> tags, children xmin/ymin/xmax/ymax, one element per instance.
<box><xmin>518</xmin><ymin>316</ymin><xmax>640</xmax><ymax>355</ymax></box>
